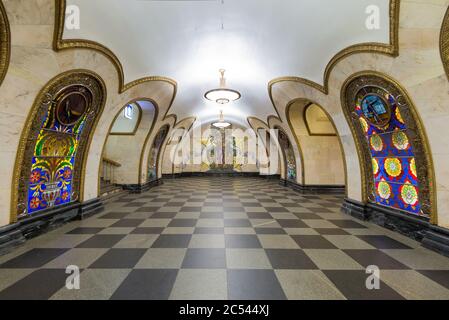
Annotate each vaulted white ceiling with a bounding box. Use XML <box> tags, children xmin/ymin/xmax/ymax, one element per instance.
<box><xmin>65</xmin><ymin>0</ymin><xmax>390</xmax><ymax>127</ymax></box>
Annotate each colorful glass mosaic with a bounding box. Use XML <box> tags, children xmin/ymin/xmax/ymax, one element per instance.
<box><xmin>277</xmin><ymin>129</ymin><xmax>297</xmax><ymax>182</ymax></box>
<box><xmin>27</xmin><ymin>85</ymin><xmax>92</xmax><ymax>214</ymax></box>
<box><xmin>148</xmin><ymin>125</ymin><xmax>169</xmax><ymax>181</ymax></box>
<box><xmin>354</xmin><ymin>87</ymin><xmax>423</xmax><ymax>216</ymax></box>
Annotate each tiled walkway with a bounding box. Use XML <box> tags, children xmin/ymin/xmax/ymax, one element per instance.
<box><xmin>1</xmin><ymin>177</ymin><xmax>449</xmax><ymax>300</ymax></box>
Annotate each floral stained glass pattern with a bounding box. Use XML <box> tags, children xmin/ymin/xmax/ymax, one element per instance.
<box><xmin>148</xmin><ymin>125</ymin><xmax>169</xmax><ymax>182</ymax></box>
<box><xmin>354</xmin><ymin>87</ymin><xmax>424</xmax><ymax>217</ymax></box>
<box><xmin>27</xmin><ymin>85</ymin><xmax>93</xmax><ymax>214</ymax></box>
<box><xmin>277</xmin><ymin>129</ymin><xmax>296</xmax><ymax>182</ymax></box>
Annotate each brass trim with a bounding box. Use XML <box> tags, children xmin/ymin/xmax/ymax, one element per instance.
<box><xmin>108</xmin><ymin>102</ymin><xmax>143</xmax><ymax>136</ymax></box>
<box><xmin>53</xmin><ymin>0</ymin><xmax>177</xmax><ymax>95</ymax></box>
<box><xmin>303</xmin><ymin>103</ymin><xmax>338</xmax><ymax>137</ymax></box>
<box><xmin>11</xmin><ymin>69</ymin><xmax>107</xmax><ymax>222</ymax></box>
<box><xmin>441</xmin><ymin>6</ymin><xmax>449</xmax><ymax>82</ymax></box>
<box><xmin>54</xmin><ymin>0</ymin><xmax>181</xmax><ymax>193</ymax></box>
<box><xmin>267</xmin><ymin>0</ymin><xmax>400</xmax><ymax>108</ymax></box>
<box><xmin>0</xmin><ymin>0</ymin><xmax>10</xmax><ymax>86</ymax></box>
<box><xmin>286</xmin><ymin>99</ymin><xmax>348</xmax><ymax>196</ymax></box>
<box><xmin>98</xmin><ymin>98</ymin><xmax>159</xmax><ymax>195</ymax></box>
<box><xmin>340</xmin><ymin>71</ymin><xmax>437</xmax><ymax>224</ymax></box>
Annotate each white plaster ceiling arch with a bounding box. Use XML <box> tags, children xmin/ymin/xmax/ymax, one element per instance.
<box><xmin>64</xmin><ymin>0</ymin><xmax>391</xmax><ymax>127</ymax></box>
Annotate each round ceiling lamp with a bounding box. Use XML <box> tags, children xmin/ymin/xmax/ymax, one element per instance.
<box><xmin>204</xmin><ymin>69</ymin><xmax>241</xmax><ymax>105</ymax></box>
<box><xmin>213</xmin><ymin>110</ymin><xmax>231</xmax><ymax>129</ymax></box>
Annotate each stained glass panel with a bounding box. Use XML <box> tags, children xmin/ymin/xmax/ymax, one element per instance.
<box><xmin>354</xmin><ymin>89</ymin><xmax>423</xmax><ymax>216</ymax></box>
<box><xmin>148</xmin><ymin>125</ymin><xmax>169</xmax><ymax>182</ymax></box>
<box><xmin>277</xmin><ymin>129</ymin><xmax>296</xmax><ymax>182</ymax></box>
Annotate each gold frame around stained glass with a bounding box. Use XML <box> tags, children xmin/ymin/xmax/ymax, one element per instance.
<box><xmin>341</xmin><ymin>71</ymin><xmax>437</xmax><ymax>224</ymax></box>
<box><xmin>0</xmin><ymin>0</ymin><xmax>10</xmax><ymax>87</ymax></box>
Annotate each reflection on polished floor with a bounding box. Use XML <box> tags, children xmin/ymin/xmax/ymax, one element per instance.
<box><xmin>0</xmin><ymin>177</ymin><xmax>448</xmax><ymax>300</ymax></box>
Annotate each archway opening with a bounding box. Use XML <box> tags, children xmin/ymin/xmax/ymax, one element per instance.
<box><xmin>287</xmin><ymin>100</ymin><xmax>346</xmax><ymax>192</ymax></box>
<box><xmin>100</xmin><ymin>99</ymin><xmax>156</xmax><ymax>196</ymax></box>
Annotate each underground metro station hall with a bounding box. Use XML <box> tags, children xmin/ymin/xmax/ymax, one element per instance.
<box><xmin>0</xmin><ymin>0</ymin><xmax>449</xmax><ymax>305</ymax></box>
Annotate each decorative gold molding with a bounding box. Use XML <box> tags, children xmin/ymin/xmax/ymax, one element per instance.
<box><xmin>108</xmin><ymin>102</ymin><xmax>143</xmax><ymax>136</ymax></box>
<box><xmin>98</xmin><ymin>98</ymin><xmax>159</xmax><ymax>195</ymax></box>
<box><xmin>53</xmin><ymin>0</ymin><xmax>178</xmax><ymax>95</ymax></box>
<box><xmin>340</xmin><ymin>71</ymin><xmax>437</xmax><ymax>224</ymax></box>
<box><xmin>267</xmin><ymin>0</ymin><xmax>400</xmax><ymax>109</ymax></box>
<box><xmin>285</xmin><ymin>99</ymin><xmax>348</xmax><ymax>195</ymax></box>
<box><xmin>0</xmin><ymin>0</ymin><xmax>10</xmax><ymax>86</ymax></box>
<box><xmin>54</xmin><ymin>0</ymin><xmax>182</xmax><ymax>192</ymax></box>
<box><xmin>303</xmin><ymin>103</ymin><xmax>337</xmax><ymax>137</ymax></box>
<box><xmin>441</xmin><ymin>6</ymin><xmax>449</xmax><ymax>82</ymax></box>
<box><xmin>11</xmin><ymin>69</ymin><xmax>107</xmax><ymax>222</ymax></box>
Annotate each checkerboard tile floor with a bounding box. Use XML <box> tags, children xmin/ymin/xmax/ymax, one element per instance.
<box><xmin>1</xmin><ymin>177</ymin><xmax>449</xmax><ymax>300</ymax></box>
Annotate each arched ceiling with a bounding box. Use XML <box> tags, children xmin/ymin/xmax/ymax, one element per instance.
<box><xmin>64</xmin><ymin>0</ymin><xmax>391</xmax><ymax>126</ymax></box>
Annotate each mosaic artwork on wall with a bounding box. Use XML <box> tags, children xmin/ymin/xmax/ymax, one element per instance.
<box><xmin>200</xmin><ymin>125</ymin><xmax>243</xmax><ymax>172</ymax></box>
<box><xmin>277</xmin><ymin>128</ymin><xmax>297</xmax><ymax>182</ymax></box>
<box><xmin>148</xmin><ymin>125</ymin><xmax>170</xmax><ymax>182</ymax></box>
<box><xmin>343</xmin><ymin>73</ymin><xmax>434</xmax><ymax>219</ymax></box>
<box><xmin>17</xmin><ymin>71</ymin><xmax>105</xmax><ymax>218</ymax></box>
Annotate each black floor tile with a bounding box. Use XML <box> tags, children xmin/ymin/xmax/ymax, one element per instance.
<box><xmin>0</xmin><ymin>249</ymin><xmax>68</xmax><ymax>269</ymax></box>
<box><xmin>124</xmin><ymin>202</ymin><xmax>147</xmax><ymax>207</ymax></box>
<box><xmin>100</xmin><ymin>212</ymin><xmax>131</xmax><ymax>219</ymax></box>
<box><xmin>131</xmin><ymin>227</ymin><xmax>165</xmax><ymax>234</ymax></box>
<box><xmin>293</xmin><ymin>212</ymin><xmax>321</xmax><ymax>220</ymax></box>
<box><xmin>323</xmin><ymin>270</ymin><xmax>405</xmax><ymax>300</ymax></box>
<box><xmin>291</xmin><ymin>235</ymin><xmax>337</xmax><ymax>249</ymax></box>
<box><xmin>76</xmin><ymin>235</ymin><xmax>125</xmax><ymax>248</ymax></box>
<box><xmin>134</xmin><ymin>207</ymin><xmax>161</xmax><ymax>213</ymax></box>
<box><xmin>417</xmin><ymin>270</ymin><xmax>449</xmax><ymax>290</ymax></box>
<box><xmin>315</xmin><ymin>228</ymin><xmax>350</xmax><ymax>235</ymax></box>
<box><xmin>266</xmin><ymin>207</ymin><xmax>289</xmax><ymax>213</ymax></box>
<box><xmin>111</xmin><ymin>219</ymin><xmax>145</xmax><ymax>228</ymax></box>
<box><xmin>265</xmin><ymin>249</ymin><xmax>318</xmax><ymax>269</ymax></box>
<box><xmin>66</xmin><ymin>227</ymin><xmax>103</xmax><ymax>235</ymax></box>
<box><xmin>225</xmin><ymin>235</ymin><xmax>262</xmax><ymax>248</ymax></box>
<box><xmin>357</xmin><ymin>235</ymin><xmax>412</xmax><ymax>249</ymax></box>
<box><xmin>180</xmin><ymin>207</ymin><xmax>202</xmax><ymax>212</ymax></box>
<box><xmin>168</xmin><ymin>219</ymin><xmax>197</xmax><ymax>227</ymax></box>
<box><xmin>111</xmin><ymin>269</ymin><xmax>178</xmax><ymax>300</ymax></box>
<box><xmin>150</xmin><ymin>212</ymin><xmax>177</xmax><ymax>219</ymax></box>
<box><xmin>329</xmin><ymin>220</ymin><xmax>367</xmax><ymax>229</ymax></box>
<box><xmin>344</xmin><ymin>249</ymin><xmax>409</xmax><ymax>269</ymax></box>
<box><xmin>254</xmin><ymin>228</ymin><xmax>287</xmax><ymax>235</ymax></box>
<box><xmin>224</xmin><ymin>219</ymin><xmax>251</xmax><ymax>227</ymax></box>
<box><xmin>151</xmin><ymin>235</ymin><xmax>192</xmax><ymax>248</ymax></box>
<box><xmin>0</xmin><ymin>269</ymin><xmax>67</xmax><ymax>300</ymax></box>
<box><xmin>194</xmin><ymin>227</ymin><xmax>225</xmax><ymax>234</ymax></box>
<box><xmin>277</xmin><ymin>219</ymin><xmax>308</xmax><ymax>228</ymax></box>
<box><xmin>89</xmin><ymin>249</ymin><xmax>146</xmax><ymax>268</ymax></box>
<box><xmin>227</xmin><ymin>270</ymin><xmax>286</xmax><ymax>300</ymax></box>
<box><xmin>182</xmin><ymin>248</ymin><xmax>226</xmax><ymax>268</ymax></box>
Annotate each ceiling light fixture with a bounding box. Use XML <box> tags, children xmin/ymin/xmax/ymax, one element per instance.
<box><xmin>204</xmin><ymin>69</ymin><xmax>241</xmax><ymax>105</ymax></box>
<box><xmin>213</xmin><ymin>110</ymin><xmax>231</xmax><ymax>129</ymax></box>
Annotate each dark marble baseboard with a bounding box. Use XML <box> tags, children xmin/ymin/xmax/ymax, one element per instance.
<box><xmin>341</xmin><ymin>198</ymin><xmax>449</xmax><ymax>257</ymax></box>
<box><xmin>0</xmin><ymin>198</ymin><xmax>104</xmax><ymax>256</ymax></box>
<box><xmin>162</xmin><ymin>172</ymin><xmax>262</xmax><ymax>178</ymax></box>
<box><xmin>281</xmin><ymin>179</ymin><xmax>346</xmax><ymax>195</ymax></box>
<box><xmin>122</xmin><ymin>179</ymin><xmax>163</xmax><ymax>194</ymax></box>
